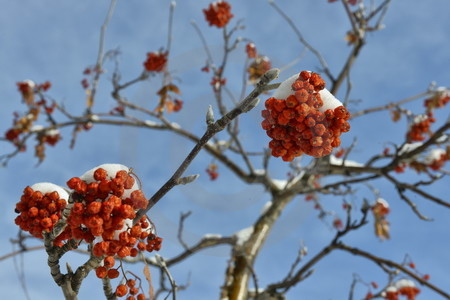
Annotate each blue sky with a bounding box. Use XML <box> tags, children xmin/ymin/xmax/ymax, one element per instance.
<box><xmin>1</xmin><ymin>1</ymin><xmax>450</xmax><ymax>299</ymax></box>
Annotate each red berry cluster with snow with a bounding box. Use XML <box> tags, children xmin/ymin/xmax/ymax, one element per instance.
<box><xmin>261</xmin><ymin>71</ymin><xmax>351</xmax><ymax>161</ymax></box>
<box><xmin>13</xmin><ymin>164</ymin><xmax>162</xmax><ymax>280</ymax></box>
<box><xmin>424</xmin><ymin>148</ymin><xmax>449</xmax><ymax>171</ymax></box>
<box><xmin>407</xmin><ymin>113</ymin><xmax>435</xmax><ymax>142</ymax></box>
<box><xmin>15</xmin><ymin>183</ymin><xmax>69</xmax><ymax>238</ymax></box>
<box><xmin>382</xmin><ymin>279</ymin><xmax>420</xmax><ymax>300</ymax></box>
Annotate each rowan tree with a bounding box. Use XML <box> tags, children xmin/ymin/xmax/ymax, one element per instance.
<box><xmin>1</xmin><ymin>1</ymin><xmax>449</xmax><ymax>299</ymax></box>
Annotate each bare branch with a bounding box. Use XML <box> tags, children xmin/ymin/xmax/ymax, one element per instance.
<box><xmin>134</xmin><ymin>68</ymin><xmax>280</xmax><ymax>222</ymax></box>
<box><xmin>336</xmin><ymin>243</ymin><xmax>450</xmax><ymax>299</ymax></box>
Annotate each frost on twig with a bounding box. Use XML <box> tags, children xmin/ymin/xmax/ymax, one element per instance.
<box><xmin>206</xmin><ymin>105</ymin><xmax>215</xmax><ymax>125</ymax></box>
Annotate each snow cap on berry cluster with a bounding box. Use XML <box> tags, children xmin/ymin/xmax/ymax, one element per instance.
<box><xmin>424</xmin><ymin>148</ymin><xmax>446</xmax><ymax>165</ymax></box>
<box><xmin>30</xmin><ymin>182</ymin><xmax>69</xmax><ymax>200</ymax></box>
<box><xmin>395</xmin><ymin>279</ymin><xmax>416</xmax><ymax>289</ymax></box>
<box><xmin>80</xmin><ymin>163</ymin><xmax>140</xmax><ymax>198</ymax></box>
<box><xmin>273</xmin><ymin>73</ymin><xmax>344</xmax><ymax>112</ymax></box>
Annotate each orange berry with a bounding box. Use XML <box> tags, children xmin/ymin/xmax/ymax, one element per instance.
<box><xmin>331</xmin><ymin>137</ymin><xmax>341</xmax><ymax>148</ymax></box>
<box><xmin>311</xmin><ymin>147</ymin><xmax>324</xmax><ymax>158</ymax></box>
<box><xmin>130</xmin><ymin>248</ymin><xmax>138</xmax><ymax>257</ymax></box>
<box><xmin>86</xmin><ymin>182</ymin><xmax>99</xmax><ymax>195</ymax></box>
<box><xmin>40</xmin><ymin>217</ymin><xmax>52</xmax><ymax>228</ymax></box>
<box><xmin>129</xmin><ymin>287</ymin><xmax>139</xmax><ymax>295</ymax></box>
<box><xmin>299</xmin><ymin>71</ymin><xmax>310</xmax><ymax>80</ymax></box>
<box><xmin>124</xmin><ymin>175</ymin><xmax>135</xmax><ymax>189</ymax></box>
<box><xmin>104</xmin><ymin>256</ymin><xmax>115</xmax><ymax>268</ymax></box>
<box><xmin>28</xmin><ymin>207</ymin><xmax>38</xmax><ymax>217</ymax></box>
<box><xmin>98</xmin><ymin>180</ymin><xmax>111</xmax><ymax>194</ymax></box>
<box><xmin>137</xmin><ymin>242</ymin><xmax>146</xmax><ymax>251</ymax></box>
<box><xmin>139</xmin><ymin>231</ymin><xmax>149</xmax><ymax>240</ymax></box>
<box><xmin>87</xmin><ymin>201</ymin><xmax>102</xmax><ymax>214</ymax></box>
<box><xmin>309</xmin><ymin>72</ymin><xmax>325</xmax><ymax>91</ymax></box>
<box><xmin>285</xmin><ymin>95</ymin><xmax>298</xmax><ymax>108</ymax></box>
<box><xmin>294</xmin><ymin>89</ymin><xmax>309</xmax><ymax>103</ymax></box>
<box><xmin>119</xmin><ymin>204</ymin><xmax>136</xmax><ymax>219</ymax></box>
<box><xmin>137</xmin><ymin>294</ymin><xmax>145</xmax><ymax>300</ymax></box>
<box><xmin>119</xmin><ymin>231</ymin><xmax>131</xmax><ymax>244</ymax></box>
<box><xmin>130</xmin><ymin>225</ymin><xmax>142</xmax><ymax>238</ymax></box>
<box><xmin>71</xmin><ymin>202</ymin><xmax>84</xmax><ymax>215</ymax></box>
<box><xmin>130</xmin><ymin>190</ymin><xmax>148</xmax><ymax>210</ymax></box>
<box><xmin>85</xmin><ymin>215</ymin><xmax>103</xmax><ymax>228</ymax></box>
<box><xmin>108</xmin><ymin>268</ymin><xmax>120</xmax><ymax>279</ymax></box>
<box><xmin>93</xmin><ymin>241</ymin><xmax>110</xmax><ymax>257</ymax></box>
<box><xmin>117</xmin><ymin>246</ymin><xmax>131</xmax><ymax>258</ymax></box>
<box><xmin>115</xmin><ymin>284</ymin><xmax>128</xmax><ymax>297</ymax></box>
<box><xmin>126</xmin><ymin>279</ymin><xmax>136</xmax><ymax>288</ymax></box>
<box><xmin>334</xmin><ymin>106</ymin><xmax>350</xmax><ymax>120</ymax></box>
<box><xmin>310</xmin><ymin>136</ymin><xmax>323</xmax><ymax>147</ymax></box>
<box><xmin>109</xmin><ymin>240</ymin><xmax>122</xmax><ymax>254</ymax></box>
<box><xmin>94</xmin><ymin>168</ymin><xmax>108</xmax><ymax>181</ymax></box>
<box><xmin>96</xmin><ymin>266</ymin><xmax>107</xmax><ymax>279</ymax></box>
<box><xmin>31</xmin><ymin>191</ymin><xmax>43</xmax><ymax>201</ymax></box>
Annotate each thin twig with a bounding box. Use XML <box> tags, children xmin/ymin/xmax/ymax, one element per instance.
<box><xmin>166</xmin><ymin>2</ymin><xmax>176</xmax><ymax>53</ymax></box>
<box><xmin>155</xmin><ymin>255</ymin><xmax>177</xmax><ymax>300</ymax></box>
<box><xmin>269</xmin><ymin>1</ymin><xmax>333</xmax><ymax>82</ymax></box>
<box><xmin>351</xmin><ymin>91</ymin><xmax>430</xmax><ymax>119</ymax></box>
<box><xmin>89</xmin><ymin>0</ymin><xmax>117</xmax><ymax>112</ymax></box>
<box><xmin>177</xmin><ymin>211</ymin><xmax>192</xmax><ymax>250</ymax></box>
<box><xmin>191</xmin><ymin>20</ymin><xmax>214</xmax><ymax>65</ymax></box>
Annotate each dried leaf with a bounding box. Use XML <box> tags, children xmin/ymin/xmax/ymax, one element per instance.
<box><xmin>391</xmin><ymin>110</ymin><xmax>401</xmax><ymax>122</ymax></box>
<box><xmin>409</xmin><ymin>161</ymin><xmax>427</xmax><ymax>173</ymax></box>
<box><xmin>157</xmin><ymin>83</ymin><xmax>181</xmax><ymax>96</ymax></box>
<box><xmin>143</xmin><ymin>264</ymin><xmax>155</xmax><ymax>300</ymax></box>
<box><xmin>85</xmin><ymin>89</ymin><xmax>93</xmax><ymax>108</ymax></box>
<box><xmin>247</xmin><ymin>56</ymin><xmax>271</xmax><ymax>83</ymax></box>
<box><xmin>374</xmin><ymin>217</ymin><xmax>390</xmax><ymax>240</ymax></box>
<box><xmin>165</xmin><ymin>100</ymin><xmax>175</xmax><ymax>113</ymax></box>
<box><xmin>345</xmin><ymin>31</ymin><xmax>358</xmax><ymax>45</ymax></box>
<box><xmin>35</xmin><ymin>143</ymin><xmax>46</xmax><ymax>163</ymax></box>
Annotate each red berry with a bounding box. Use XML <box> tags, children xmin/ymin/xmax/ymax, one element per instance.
<box><xmin>115</xmin><ymin>284</ymin><xmax>128</xmax><ymax>297</ymax></box>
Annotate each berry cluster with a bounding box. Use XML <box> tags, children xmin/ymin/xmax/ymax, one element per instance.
<box><xmin>261</xmin><ymin>71</ymin><xmax>350</xmax><ymax>161</ymax></box>
<box><xmin>5</xmin><ymin>80</ymin><xmax>60</xmax><ymax>160</ymax></box>
<box><xmin>425</xmin><ymin>148</ymin><xmax>449</xmax><ymax>171</ymax></box>
<box><xmin>383</xmin><ymin>279</ymin><xmax>420</xmax><ymax>300</ymax></box>
<box><xmin>245</xmin><ymin>43</ymin><xmax>257</xmax><ymax>59</ymax></box>
<box><xmin>247</xmin><ymin>55</ymin><xmax>272</xmax><ymax>84</ymax></box>
<box><xmin>115</xmin><ymin>279</ymin><xmax>145</xmax><ymax>299</ymax></box>
<box><xmin>424</xmin><ymin>88</ymin><xmax>450</xmax><ymax>113</ymax></box>
<box><xmin>13</xmin><ymin>164</ymin><xmax>163</xmax><ymax>275</ymax></box>
<box><xmin>206</xmin><ymin>163</ymin><xmax>219</xmax><ymax>180</ymax></box>
<box><xmin>16</xmin><ymin>80</ymin><xmax>51</xmax><ymax>105</ymax></box>
<box><xmin>203</xmin><ymin>1</ymin><xmax>233</xmax><ymax>28</ymax></box>
<box><xmin>143</xmin><ymin>51</ymin><xmax>168</xmax><ymax>72</ymax></box>
<box><xmin>14</xmin><ymin>183</ymin><xmax>68</xmax><ymax>238</ymax></box>
<box><xmin>406</xmin><ymin>113</ymin><xmax>435</xmax><ymax>142</ymax></box>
